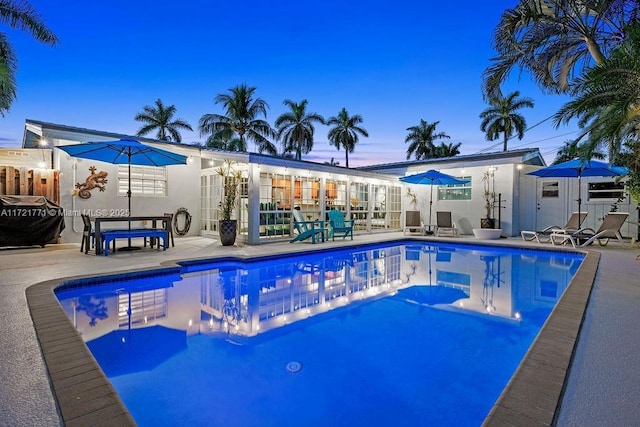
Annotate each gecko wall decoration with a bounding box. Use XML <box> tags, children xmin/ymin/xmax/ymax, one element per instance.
<box><xmin>76</xmin><ymin>166</ymin><xmax>108</xmax><ymax>199</ymax></box>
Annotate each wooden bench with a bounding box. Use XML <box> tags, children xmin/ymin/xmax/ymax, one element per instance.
<box><xmin>100</xmin><ymin>229</ymin><xmax>168</xmax><ymax>256</ymax></box>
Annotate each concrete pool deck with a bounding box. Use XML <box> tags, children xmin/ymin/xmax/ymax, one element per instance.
<box><xmin>1</xmin><ymin>233</ymin><xmax>639</xmax><ymax>426</ymax></box>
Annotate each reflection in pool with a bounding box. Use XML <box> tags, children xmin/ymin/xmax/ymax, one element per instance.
<box><xmin>56</xmin><ymin>241</ymin><xmax>583</xmax><ymax>426</ymax></box>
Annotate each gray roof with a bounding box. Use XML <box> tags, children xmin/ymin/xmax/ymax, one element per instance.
<box><xmin>23</xmin><ymin>119</ymin><xmax>197</xmax><ymax>150</ymax></box>
<box><xmin>356</xmin><ymin>148</ymin><xmax>546</xmax><ymax>171</ymax></box>
<box><xmin>24</xmin><ymin>119</ymin><xmax>546</xmax><ymax>173</ymax></box>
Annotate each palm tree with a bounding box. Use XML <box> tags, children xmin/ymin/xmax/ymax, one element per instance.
<box><xmin>404</xmin><ymin>120</ymin><xmax>450</xmax><ymax>160</ymax></box>
<box><xmin>199</xmin><ymin>84</ymin><xmax>276</xmax><ymax>155</ymax></box>
<box><xmin>206</xmin><ymin>128</ymin><xmax>244</xmax><ymax>151</ymax></box>
<box><xmin>0</xmin><ymin>1</ymin><xmax>58</xmax><ymax>115</ymax></box>
<box><xmin>553</xmin><ymin>139</ymin><xmax>605</xmax><ymax>165</ymax></box>
<box><xmin>483</xmin><ymin>0</ymin><xmax>637</xmax><ymax>97</ymax></box>
<box><xmin>326</xmin><ymin>108</ymin><xmax>368</xmax><ymax>168</ymax></box>
<box><xmin>434</xmin><ymin>142</ymin><xmax>462</xmax><ymax>158</ymax></box>
<box><xmin>324</xmin><ymin>157</ymin><xmax>340</xmax><ymax>166</ymax></box>
<box><xmin>480</xmin><ymin>91</ymin><xmax>534</xmax><ymax>151</ymax></box>
<box><xmin>617</xmin><ymin>140</ymin><xmax>640</xmax><ymax>203</ymax></box>
<box><xmin>553</xmin><ymin>22</ymin><xmax>640</xmax><ymax>161</ymax></box>
<box><xmin>275</xmin><ymin>99</ymin><xmax>325</xmax><ymax>161</ymax></box>
<box><xmin>134</xmin><ymin>99</ymin><xmax>193</xmax><ymax>142</ymax></box>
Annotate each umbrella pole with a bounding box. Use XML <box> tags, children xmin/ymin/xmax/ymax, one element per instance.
<box><xmin>428</xmin><ymin>247</ymin><xmax>432</xmax><ymax>286</ymax></box>
<box><xmin>128</xmin><ymin>160</ymin><xmax>132</xmax><ymax>246</ymax></box>
<box><xmin>118</xmin><ymin>154</ymin><xmax>140</xmax><ymax>251</ymax></box>
<box><xmin>577</xmin><ymin>174</ymin><xmax>582</xmax><ymax>227</ymax></box>
<box><xmin>429</xmin><ymin>183</ymin><xmax>433</xmax><ymax>226</ymax></box>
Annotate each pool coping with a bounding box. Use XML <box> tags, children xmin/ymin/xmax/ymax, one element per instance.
<box><xmin>26</xmin><ymin>239</ymin><xmax>597</xmax><ymax>426</ymax></box>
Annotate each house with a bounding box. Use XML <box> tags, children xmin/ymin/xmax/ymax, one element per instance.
<box><xmin>3</xmin><ymin>119</ymin><xmax>635</xmax><ymax>245</ymax></box>
<box><xmin>361</xmin><ymin>152</ymin><xmax>638</xmax><ymax>239</ymax></box>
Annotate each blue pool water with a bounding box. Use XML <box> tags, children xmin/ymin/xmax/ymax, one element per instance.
<box><xmin>56</xmin><ymin>241</ymin><xmax>583</xmax><ymax>426</ymax></box>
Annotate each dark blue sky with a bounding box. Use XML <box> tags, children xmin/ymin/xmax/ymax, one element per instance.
<box><xmin>2</xmin><ymin>0</ymin><xmax>577</xmax><ymax>165</ymax></box>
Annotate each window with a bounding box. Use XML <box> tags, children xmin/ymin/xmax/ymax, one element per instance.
<box><xmin>538</xmin><ymin>280</ymin><xmax>559</xmax><ymax>301</ymax></box>
<box><xmin>370</xmin><ymin>184</ymin><xmax>386</xmax><ymax>229</ymax></box>
<box><xmin>118</xmin><ymin>165</ymin><xmax>167</xmax><ymax>196</ymax></box>
<box><xmin>326</xmin><ymin>179</ymin><xmax>347</xmax><ymax>212</ymax></box>
<box><xmin>588</xmin><ymin>181</ymin><xmax>625</xmax><ymax>200</ymax></box>
<box><xmin>350</xmin><ymin>182</ymin><xmax>369</xmax><ymax>231</ymax></box>
<box><xmin>386</xmin><ymin>186</ymin><xmax>402</xmax><ymax>229</ymax></box>
<box><xmin>118</xmin><ymin>289</ymin><xmax>167</xmax><ymax>327</ymax></box>
<box><xmin>438</xmin><ymin>176</ymin><xmax>471</xmax><ymax>200</ymax></box>
<box><xmin>541</xmin><ymin>181</ymin><xmax>559</xmax><ymax>198</ymax></box>
<box><xmin>258</xmin><ymin>172</ymin><xmax>292</xmax><ymax>238</ymax></box>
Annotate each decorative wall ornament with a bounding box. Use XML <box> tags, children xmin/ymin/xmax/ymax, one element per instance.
<box><xmin>75</xmin><ymin>166</ymin><xmax>108</xmax><ymax>199</ymax></box>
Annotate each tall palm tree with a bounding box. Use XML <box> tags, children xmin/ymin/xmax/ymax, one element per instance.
<box><xmin>480</xmin><ymin>91</ymin><xmax>534</xmax><ymax>151</ymax></box>
<box><xmin>206</xmin><ymin>128</ymin><xmax>244</xmax><ymax>151</ymax></box>
<box><xmin>134</xmin><ymin>99</ymin><xmax>193</xmax><ymax>142</ymax></box>
<box><xmin>483</xmin><ymin>0</ymin><xmax>637</xmax><ymax>97</ymax></box>
<box><xmin>275</xmin><ymin>99</ymin><xmax>325</xmax><ymax>161</ymax></box>
<box><xmin>199</xmin><ymin>84</ymin><xmax>276</xmax><ymax>155</ymax></box>
<box><xmin>404</xmin><ymin>120</ymin><xmax>450</xmax><ymax>160</ymax></box>
<box><xmin>553</xmin><ymin>22</ymin><xmax>640</xmax><ymax>161</ymax></box>
<box><xmin>326</xmin><ymin>108</ymin><xmax>368</xmax><ymax>168</ymax></box>
<box><xmin>552</xmin><ymin>139</ymin><xmax>605</xmax><ymax>165</ymax></box>
<box><xmin>434</xmin><ymin>142</ymin><xmax>462</xmax><ymax>158</ymax></box>
<box><xmin>0</xmin><ymin>1</ymin><xmax>58</xmax><ymax>115</ymax></box>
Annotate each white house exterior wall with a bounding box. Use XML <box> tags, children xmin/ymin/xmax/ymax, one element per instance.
<box><xmin>17</xmin><ymin>120</ymin><xmax>638</xmax><ymax>243</ymax></box>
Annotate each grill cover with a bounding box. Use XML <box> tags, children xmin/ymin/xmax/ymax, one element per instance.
<box><xmin>0</xmin><ymin>196</ymin><xmax>65</xmax><ymax>247</ymax></box>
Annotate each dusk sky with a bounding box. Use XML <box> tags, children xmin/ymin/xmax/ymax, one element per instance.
<box><xmin>1</xmin><ymin>0</ymin><xmax>579</xmax><ymax>166</ymax></box>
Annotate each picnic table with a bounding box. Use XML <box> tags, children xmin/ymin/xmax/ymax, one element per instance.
<box><xmin>94</xmin><ymin>215</ymin><xmax>170</xmax><ymax>255</ymax></box>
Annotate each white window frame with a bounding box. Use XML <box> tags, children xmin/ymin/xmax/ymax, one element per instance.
<box><xmin>438</xmin><ymin>176</ymin><xmax>471</xmax><ymax>200</ymax></box>
<box><xmin>118</xmin><ymin>165</ymin><xmax>167</xmax><ymax>197</ymax></box>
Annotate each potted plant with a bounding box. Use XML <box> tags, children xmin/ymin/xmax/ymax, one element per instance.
<box><xmin>216</xmin><ymin>159</ymin><xmax>242</xmax><ymax>246</ymax></box>
<box><xmin>405</xmin><ymin>188</ymin><xmax>423</xmax><ymax>233</ymax></box>
<box><xmin>481</xmin><ymin>169</ymin><xmax>496</xmax><ymax>229</ymax></box>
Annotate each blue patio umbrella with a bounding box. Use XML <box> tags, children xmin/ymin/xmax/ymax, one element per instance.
<box><xmin>58</xmin><ymin>139</ymin><xmax>187</xmax><ymax>249</ymax></box>
<box><xmin>87</xmin><ymin>325</ymin><xmax>187</xmax><ymax>377</ymax></box>
<box><xmin>527</xmin><ymin>159</ymin><xmax>629</xmax><ymax>227</ymax></box>
<box><xmin>399</xmin><ymin>245</ymin><xmax>467</xmax><ymax>305</ymax></box>
<box><xmin>400</xmin><ymin>170</ymin><xmax>470</xmax><ymax>226</ymax></box>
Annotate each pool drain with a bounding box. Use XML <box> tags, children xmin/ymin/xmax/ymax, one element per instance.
<box><xmin>286</xmin><ymin>361</ymin><xmax>303</xmax><ymax>373</ymax></box>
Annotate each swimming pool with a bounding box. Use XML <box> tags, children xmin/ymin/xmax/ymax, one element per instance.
<box><xmin>55</xmin><ymin>241</ymin><xmax>583</xmax><ymax>426</ymax></box>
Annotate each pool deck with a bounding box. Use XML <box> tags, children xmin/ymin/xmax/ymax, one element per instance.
<box><xmin>1</xmin><ymin>233</ymin><xmax>639</xmax><ymax>426</ymax></box>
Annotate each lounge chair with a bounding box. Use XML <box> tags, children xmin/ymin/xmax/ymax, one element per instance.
<box><xmin>550</xmin><ymin>212</ymin><xmax>629</xmax><ymax>247</ymax></box>
<box><xmin>435</xmin><ymin>211</ymin><xmax>458</xmax><ymax>237</ymax></box>
<box><xmin>404</xmin><ymin>211</ymin><xmax>423</xmax><ymax>235</ymax></box>
<box><xmin>290</xmin><ymin>209</ymin><xmax>325</xmax><ymax>244</ymax></box>
<box><xmin>328</xmin><ymin>209</ymin><xmax>354</xmax><ymax>241</ymax></box>
<box><xmin>520</xmin><ymin>212</ymin><xmax>587</xmax><ymax>243</ymax></box>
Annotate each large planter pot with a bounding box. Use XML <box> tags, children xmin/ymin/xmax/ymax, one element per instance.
<box><xmin>219</xmin><ymin>220</ymin><xmax>237</xmax><ymax>246</ymax></box>
<box><xmin>480</xmin><ymin>218</ymin><xmax>496</xmax><ymax>229</ymax></box>
<box><xmin>472</xmin><ymin>228</ymin><xmax>503</xmax><ymax>240</ymax></box>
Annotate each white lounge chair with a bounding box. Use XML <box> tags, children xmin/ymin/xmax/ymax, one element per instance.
<box><xmin>435</xmin><ymin>211</ymin><xmax>458</xmax><ymax>237</ymax></box>
<box><xmin>550</xmin><ymin>212</ymin><xmax>628</xmax><ymax>248</ymax></box>
<box><xmin>521</xmin><ymin>212</ymin><xmax>587</xmax><ymax>243</ymax></box>
<box><xmin>404</xmin><ymin>211</ymin><xmax>423</xmax><ymax>235</ymax></box>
